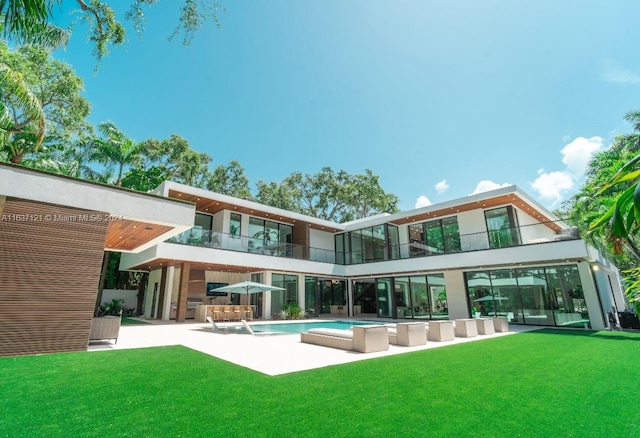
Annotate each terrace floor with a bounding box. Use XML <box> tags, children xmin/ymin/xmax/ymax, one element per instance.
<box><xmin>88</xmin><ymin>318</ymin><xmax>541</xmax><ymax>376</ymax></box>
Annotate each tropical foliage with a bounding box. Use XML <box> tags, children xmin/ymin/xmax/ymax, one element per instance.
<box><xmin>0</xmin><ymin>41</ymin><xmax>90</xmax><ymax>164</ymax></box>
<box><xmin>256</xmin><ymin>167</ymin><xmax>400</xmax><ymax>222</ymax></box>
<box><xmin>1</xmin><ymin>0</ymin><xmax>223</xmax><ymax>67</ymax></box>
<box><xmin>561</xmin><ymin>110</ymin><xmax>640</xmax><ymax>311</ymax></box>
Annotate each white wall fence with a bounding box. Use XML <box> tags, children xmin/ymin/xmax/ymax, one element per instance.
<box><xmin>101</xmin><ymin>289</ymin><xmax>138</xmax><ymax>310</ymax></box>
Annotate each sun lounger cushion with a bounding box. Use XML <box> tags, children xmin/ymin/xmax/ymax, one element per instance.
<box><xmin>306</xmin><ymin>328</ymin><xmax>354</xmax><ymax>338</ymax></box>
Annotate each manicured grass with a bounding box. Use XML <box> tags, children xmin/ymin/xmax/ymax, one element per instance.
<box><xmin>120</xmin><ymin>316</ymin><xmax>150</xmax><ymax>325</ymax></box>
<box><xmin>1</xmin><ymin>329</ymin><xmax>639</xmax><ymax>437</ymax></box>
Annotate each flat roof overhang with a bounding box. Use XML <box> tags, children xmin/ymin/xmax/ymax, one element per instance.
<box><xmin>164</xmin><ymin>185</ymin><xmax>342</xmax><ymax>233</ymax></box>
<box><xmin>0</xmin><ymin>163</ymin><xmax>195</xmax><ymax>253</ymax></box>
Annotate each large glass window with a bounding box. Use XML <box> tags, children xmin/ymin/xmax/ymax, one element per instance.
<box><xmin>271</xmin><ymin>273</ymin><xmax>298</xmax><ymax>316</ymax></box>
<box><xmin>387</xmin><ymin>225</ymin><xmax>400</xmax><ymax>260</ymax></box>
<box><xmin>229</xmin><ymin>213</ymin><xmax>241</xmax><ymax>238</ymax></box>
<box><xmin>464</xmin><ymin>265</ymin><xmax>587</xmax><ymax>327</ymax></box>
<box><xmin>351</xmin><ymin>230</ymin><xmax>363</xmax><ymax>264</ymax></box>
<box><xmin>336</xmin><ymin>225</ymin><xmax>402</xmax><ymax>264</ymax></box>
<box><xmin>248</xmin><ymin>217</ymin><xmax>264</xmax><ymax>253</ymax></box>
<box><xmin>394</xmin><ymin>277</ymin><xmax>412</xmax><ymax>318</ymax></box>
<box><xmin>427</xmin><ymin>274</ymin><xmax>448</xmax><ymax>320</ymax></box>
<box><xmin>485</xmin><ymin>206</ymin><xmax>521</xmax><ymax>248</ymax></box>
<box><xmin>409</xmin><ymin>224</ymin><xmax>427</xmax><ymax>257</ymax></box>
<box><xmin>247</xmin><ymin>217</ymin><xmax>293</xmax><ymax>256</ymax></box>
<box><xmin>335</xmin><ymin>234</ymin><xmax>346</xmax><ymax>265</ymax></box>
<box><xmin>545</xmin><ymin>266</ymin><xmax>589</xmax><ymax>327</ymax></box>
<box><xmin>305</xmin><ymin>277</ymin><xmax>318</xmax><ymax>316</ymax></box>
<box><xmin>517</xmin><ymin>268</ymin><xmax>554</xmax><ymax>326</ymax></box>
<box><xmin>409</xmin><ymin>217</ymin><xmax>461</xmax><ymax>257</ymax></box>
<box><xmin>376</xmin><ymin>278</ymin><xmax>393</xmax><ymax>317</ymax></box>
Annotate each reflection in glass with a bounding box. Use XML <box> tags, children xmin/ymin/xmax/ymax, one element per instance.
<box><xmin>516</xmin><ymin>268</ymin><xmax>554</xmax><ymax>326</ymax></box>
<box><xmin>485</xmin><ymin>206</ymin><xmax>521</xmax><ymax>248</ymax></box>
<box><xmin>427</xmin><ymin>274</ymin><xmax>448</xmax><ymax>319</ymax></box>
<box><xmin>376</xmin><ymin>278</ymin><xmax>393</xmax><ymax>317</ymax></box>
<box><xmin>546</xmin><ymin>266</ymin><xmax>589</xmax><ymax>327</ymax></box>
<box><xmin>394</xmin><ymin>277</ymin><xmax>412</xmax><ymax>318</ymax></box>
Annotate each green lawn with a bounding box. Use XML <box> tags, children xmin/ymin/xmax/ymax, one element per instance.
<box><xmin>1</xmin><ymin>329</ymin><xmax>639</xmax><ymax>437</ymax></box>
<box><xmin>120</xmin><ymin>316</ymin><xmax>151</xmax><ymax>325</ymax></box>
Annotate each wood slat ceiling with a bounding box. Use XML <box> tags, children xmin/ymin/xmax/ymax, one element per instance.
<box><xmin>168</xmin><ymin>189</ymin><xmax>341</xmax><ymax>233</ymax></box>
<box><xmin>128</xmin><ymin>258</ymin><xmax>264</xmax><ymax>274</ymax></box>
<box><xmin>390</xmin><ymin>193</ymin><xmax>561</xmax><ymax>232</ymax></box>
<box><xmin>105</xmin><ymin>219</ymin><xmax>174</xmax><ymax>252</ymax></box>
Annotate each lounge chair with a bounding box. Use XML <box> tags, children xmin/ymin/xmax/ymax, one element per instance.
<box><xmin>241</xmin><ymin>319</ymin><xmax>255</xmax><ymax>335</ymax></box>
<box><xmin>300</xmin><ymin>325</ymin><xmax>389</xmax><ymax>353</ymax></box>
<box><xmin>206</xmin><ymin>316</ymin><xmax>253</xmax><ymax>335</ymax></box>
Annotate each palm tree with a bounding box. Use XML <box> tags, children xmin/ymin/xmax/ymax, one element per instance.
<box><xmin>0</xmin><ymin>62</ymin><xmax>45</xmax><ymax>163</ymax></box>
<box><xmin>91</xmin><ymin>121</ymin><xmax>141</xmax><ymax>186</ymax></box>
<box><xmin>90</xmin><ymin>121</ymin><xmax>142</xmax><ymax>314</ymax></box>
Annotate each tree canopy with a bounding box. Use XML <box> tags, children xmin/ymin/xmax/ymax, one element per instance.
<box><xmin>1</xmin><ymin>0</ymin><xmax>223</xmax><ymax>66</ymax></box>
<box><xmin>0</xmin><ymin>40</ymin><xmax>90</xmax><ymax>164</ymax></box>
<box><xmin>561</xmin><ymin>110</ymin><xmax>640</xmax><ymax>310</ymax></box>
<box><xmin>255</xmin><ymin>167</ymin><xmax>400</xmax><ymax>223</ymax></box>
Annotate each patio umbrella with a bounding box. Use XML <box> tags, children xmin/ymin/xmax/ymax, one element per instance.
<box><xmin>211</xmin><ymin>280</ymin><xmax>285</xmax><ymax>294</ymax></box>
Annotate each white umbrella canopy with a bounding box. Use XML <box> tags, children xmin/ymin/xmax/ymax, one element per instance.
<box><xmin>211</xmin><ymin>280</ymin><xmax>285</xmax><ymax>294</ymax></box>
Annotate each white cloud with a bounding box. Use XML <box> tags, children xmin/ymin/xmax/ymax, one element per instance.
<box><xmin>435</xmin><ymin>179</ymin><xmax>449</xmax><ymax>194</ymax></box>
<box><xmin>470</xmin><ymin>180</ymin><xmax>510</xmax><ymax>195</ymax></box>
<box><xmin>531</xmin><ymin>171</ymin><xmax>574</xmax><ymax>204</ymax></box>
<box><xmin>601</xmin><ymin>60</ymin><xmax>640</xmax><ymax>85</ymax></box>
<box><xmin>415</xmin><ymin>195</ymin><xmax>432</xmax><ymax>208</ymax></box>
<box><xmin>530</xmin><ymin>136</ymin><xmax>604</xmax><ymax>206</ymax></box>
<box><xmin>561</xmin><ymin>136</ymin><xmax>603</xmax><ymax>177</ymax></box>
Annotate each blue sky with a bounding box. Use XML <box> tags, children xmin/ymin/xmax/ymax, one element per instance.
<box><xmin>51</xmin><ymin>1</ymin><xmax>640</xmax><ymax>212</ymax></box>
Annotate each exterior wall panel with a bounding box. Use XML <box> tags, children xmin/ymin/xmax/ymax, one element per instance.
<box><xmin>0</xmin><ymin>198</ymin><xmax>108</xmax><ymax>357</ymax></box>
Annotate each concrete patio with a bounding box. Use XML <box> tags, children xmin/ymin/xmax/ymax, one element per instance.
<box><xmin>88</xmin><ymin>319</ymin><xmax>540</xmax><ymax>376</ymax></box>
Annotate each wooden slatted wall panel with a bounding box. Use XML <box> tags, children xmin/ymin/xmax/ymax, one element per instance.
<box><xmin>0</xmin><ymin>198</ymin><xmax>108</xmax><ymax>357</ymax></box>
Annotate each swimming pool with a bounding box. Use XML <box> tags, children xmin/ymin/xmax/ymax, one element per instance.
<box><xmin>248</xmin><ymin>320</ymin><xmax>380</xmax><ymax>334</ymax></box>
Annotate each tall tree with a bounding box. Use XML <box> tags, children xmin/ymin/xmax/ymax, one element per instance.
<box><xmin>1</xmin><ymin>0</ymin><xmax>223</xmax><ymax>66</ymax></box>
<box><xmin>0</xmin><ymin>41</ymin><xmax>91</xmax><ymax>164</ymax></box>
<box><xmin>256</xmin><ymin>168</ymin><xmax>400</xmax><ymax>223</ymax></box>
<box><xmin>206</xmin><ymin>160</ymin><xmax>251</xmax><ymax>198</ymax></box>
<box><xmin>563</xmin><ymin>109</ymin><xmax>640</xmax><ymax>311</ymax></box>
<box><xmin>91</xmin><ymin>121</ymin><xmax>141</xmax><ymax>186</ymax></box>
<box><xmin>138</xmin><ymin>134</ymin><xmax>210</xmax><ymax>188</ymax></box>
<box><xmin>89</xmin><ymin>121</ymin><xmax>143</xmax><ymax>314</ymax></box>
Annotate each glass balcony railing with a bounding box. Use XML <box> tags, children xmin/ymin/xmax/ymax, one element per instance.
<box><xmin>166</xmin><ymin>229</ymin><xmax>337</xmax><ymax>263</ymax></box>
<box><xmin>165</xmin><ymin>221</ymin><xmax>580</xmax><ymax>265</ymax></box>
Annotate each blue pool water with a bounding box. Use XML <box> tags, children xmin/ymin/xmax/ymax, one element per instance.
<box><xmin>248</xmin><ymin>320</ymin><xmax>380</xmax><ymax>334</ymax></box>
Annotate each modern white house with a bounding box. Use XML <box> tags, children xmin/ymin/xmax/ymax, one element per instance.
<box><xmin>120</xmin><ymin>181</ymin><xmax>626</xmax><ymax>331</ymax></box>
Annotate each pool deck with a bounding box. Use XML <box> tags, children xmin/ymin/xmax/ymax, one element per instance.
<box><xmin>88</xmin><ymin>318</ymin><xmax>540</xmax><ymax>376</ymax></box>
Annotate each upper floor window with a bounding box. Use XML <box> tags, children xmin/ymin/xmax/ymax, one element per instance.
<box><xmin>409</xmin><ymin>217</ymin><xmax>461</xmax><ymax>257</ymax></box>
<box><xmin>335</xmin><ymin>224</ymin><xmax>401</xmax><ymax>265</ymax></box>
<box><xmin>484</xmin><ymin>206</ymin><xmax>521</xmax><ymax>248</ymax></box>
<box><xmin>230</xmin><ymin>213</ymin><xmax>241</xmax><ymax>238</ymax></box>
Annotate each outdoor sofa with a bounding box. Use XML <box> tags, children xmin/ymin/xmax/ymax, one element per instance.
<box><xmin>300</xmin><ymin>325</ymin><xmax>389</xmax><ymax>353</ymax></box>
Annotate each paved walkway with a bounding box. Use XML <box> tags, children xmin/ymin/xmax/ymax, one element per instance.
<box><xmin>88</xmin><ymin>319</ymin><xmax>539</xmax><ymax>376</ymax></box>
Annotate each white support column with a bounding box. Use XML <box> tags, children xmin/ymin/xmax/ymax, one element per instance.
<box><xmin>577</xmin><ymin>261</ymin><xmax>606</xmax><ymax>330</ymax></box>
<box><xmin>297</xmin><ymin>273</ymin><xmax>305</xmax><ymax>314</ymax></box>
<box><xmin>263</xmin><ymin>271</ymin><xmax>272</xmax><ymax>319</ymax></box>
<box><xmin>162</xmin><ymin>266</ymin><xmax>175</xmax><ymax>321</ymax></box>
<box><xmin>443</xmin><ymin>270</ymin><xmax>469</xmax><ymax>320</ymax></box>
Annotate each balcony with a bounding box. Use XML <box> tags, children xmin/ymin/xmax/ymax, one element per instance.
<box><xmin>165</xmin><ymin>221</ymin><xmax>581</xmax><ymax>266</ymax></box>
<box><xmin>166</xmin><ymin>229</ymin><xmax>336</xmax><ymax>263</ymax></box>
